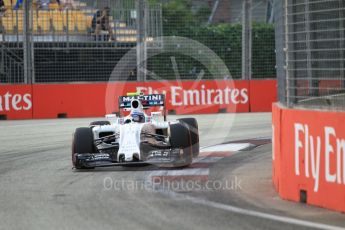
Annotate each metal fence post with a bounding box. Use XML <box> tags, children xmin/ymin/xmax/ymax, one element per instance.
<box><xmin>242</xmin><ymin>0</ymin><xmax>252</xmax><ymax>80</ymax></box>
<box><xmin>339</xmin><ymin>0</ymin><xmax>345</xmax><ymax>88</ymax></box>
<box><xmin>305</xmin><ymin>0</ymin><xmax>312</xmax><ymax>95</ymax></box>
<box><xmin>285</xmin><ymin>0</ymin><xmax>296</xmax><ymax>106</ymax></box>
<box><xmin>136</xmin><ymin>0</ymin><xmax>147</xmax><ymax>82</ymax></box>
<box><xmin>305</xmin><ymin>0</ymin><xmax>318</xmax><ymax>97</ymax></box>
<box><xmin>274</xmin><ymin>0</ymin><xmax>286</xmax><ymax>104</ymax></box>
<box><xmin>23</xmin><ymin>0</ymin><xmax>34</xmax><ymax>84</ymax></box>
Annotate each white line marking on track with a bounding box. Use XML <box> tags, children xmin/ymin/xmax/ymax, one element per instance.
<box><xmin>193</xmin><ymin>156</ymin><xmax>224</xmax><ymax>163</ymax></box>
<box><xmin>165</xmin><ymin>191</ymin><xmax>345</xmax><ymax>230</ymax></box>
<box><xmin>201</xmin><ymin>143</ymin><xmax>254</xmax><ymax>152</ymax></box>
<box><xmin>149</xmin><ymin>168</ymin><xmax>210</xmax><ymax>177</ymax></box>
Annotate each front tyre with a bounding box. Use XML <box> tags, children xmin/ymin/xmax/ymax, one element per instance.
<box><xmin>170</xmin><ymin>122</ymin><xmax>193</xmax><ymax>167</ymax></box>
<box><xmin>178</xmin><ymin>118</ymin><xmax>200</xmax><ymax>157</ymax></box>
<box><xmin>72</xmin><ymin>127</ymin><xmax>95</xmax><ymax>169</ymax></box>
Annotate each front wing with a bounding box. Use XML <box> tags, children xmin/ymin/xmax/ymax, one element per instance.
<box><xmin>74</xmin><ymin>148</ymin><xmax>187</xmax><ymax>168</ymax></box>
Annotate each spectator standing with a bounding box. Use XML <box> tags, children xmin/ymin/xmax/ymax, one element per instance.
<box><xmin>0</xmin><ymin>0</ymin><xmax>6</xmax><ymax>33</ymax></box>
<box><xmin>0</xmin><ymin>0</ymin><xmax>5</xmax><ymax>11</ymax></box>
<box><xmin>14</xmin><ymin>0</ymin><xmax>22</xmax><ymax>10</ymax></box>
<box><xmin>92</xmin><ymin>7</ymin><xmax>114</xmax><ymax>41</ymax></box>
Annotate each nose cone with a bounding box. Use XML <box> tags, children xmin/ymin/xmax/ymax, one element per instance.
<box><xmin>125</xmin><ymin>153</ymin><xmax>133</xmax><ymax>161</ymax></box>
<box><xmin>124</xmin><ymin>152</ymin><xmax>139</xmax><ymax>162</ymax></box>
<box><xmin>118</xmin><ymin>123</ymin><xmax>144</xmax><ymax>162</ymax></box>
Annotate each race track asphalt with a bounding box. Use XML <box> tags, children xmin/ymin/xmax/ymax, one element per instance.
<box><xmin>0</xmin><ymin>113</ymin><xmax>344</xmax><ymax>230</ymax></box>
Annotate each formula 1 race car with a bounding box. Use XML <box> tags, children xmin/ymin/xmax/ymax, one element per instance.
<box><xmin>72</xmin><ymin>92</ymin><xmax>199</xmax><ymax>169</ymax></box>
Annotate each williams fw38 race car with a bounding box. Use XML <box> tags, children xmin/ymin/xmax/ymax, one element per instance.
<box><xmin>72</xmin><ymin>92</ymin><xmax>199</xmax><ymax>169</ymax></box>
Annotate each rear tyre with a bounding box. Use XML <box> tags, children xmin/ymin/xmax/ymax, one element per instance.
<box><xmin>89</xmin><ymin>121</ymin><xmax>111</xmax><ymax>126</ymax></box>
<box><xmin>178</xmin><ymin>118</ymin><xmax>199</xmax><ymax>157</ymax></box>
<box><xmin>170</xmin><ymin>122</ymin><xmax>193</xmax><ymax>167</ymax></box>
<box><xmin>72</xmin><ymin>127</ymin><xmax>95</xmax><ymax>169</ymax></box>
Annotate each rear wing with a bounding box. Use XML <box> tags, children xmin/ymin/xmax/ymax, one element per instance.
<box><xmin>118</xmin><ymin>94</ymin><xmax>166</xmax><ymax>120</ymax></box>
<box><xmin>118</xmin><ymin>94</ymin><xmax>165</xmax><ymax>109</ymax></box>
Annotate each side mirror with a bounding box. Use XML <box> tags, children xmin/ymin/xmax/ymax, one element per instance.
<box><xmin>105</xmin><ymin>114</ymin><xmax>117</xmax><ymax>124</ymax></box>
<box><xmin>151</xmin><ymin>111</ymin><xmax>162</xmax><ymax>116</ymax></box>
<box><xmin>151</xmin><ymin>111</ymin><xmax>163</xmax><ymax>122</ymax></box>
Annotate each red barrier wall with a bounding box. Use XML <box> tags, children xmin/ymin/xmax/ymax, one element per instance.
<box><xmin>33</xmin><ymin>83</ymin><xmax>108</xmax><ymax>119</ymax></box>
<box><xmin>272</xmin><ymin>103</ymin><xmax>345</xmax><ymax>213</ymax></box>
<box><xmin>0</xmin><ymin>85</ymin><xmax>33</xmax><ymax>119</ymax></box>
<box><xmin>0</xmin><ymin>80</ymin><xmax>276</xmax><ymax>119</ymax></box>
<box><xmin>249</xmin><ymin>80</ymin><xmax>277</xmax><ymax>112</ymax></box>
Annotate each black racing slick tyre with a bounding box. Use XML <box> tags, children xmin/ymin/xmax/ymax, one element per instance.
<box><xmin>178</xmin><ymin>118</ymin><xmax>200</xmax><ymax>157</ymax></box>
<box><xmin>72</xmin><ymin>127</ymin><xmax>95</xmax><ymax>169</ymax></box>
<box><xmin>170</xmin><ymin>122</ymin><xmax>193</xmax><ymax>167</ymax></box>
<box><xmin>89</xmin><ymin>121</ymin><xmax>111</xmax><ymax>126</ymax></box>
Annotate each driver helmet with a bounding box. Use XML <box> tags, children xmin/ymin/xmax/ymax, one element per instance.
<box><xmin>131</xmin><ymin>110</ymin><xmax>145</xmax><ymax>123</ymax></box>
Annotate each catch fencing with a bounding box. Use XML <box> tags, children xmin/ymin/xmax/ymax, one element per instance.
<box><xmin>275</xmin><ymin>0</ymin><xmax>345</xmax><ymax>110</ymax></box>
<box><xmin>0</xmin><ymin>0</ymin><xmax>276</xmax><ymax>84</ymax></box>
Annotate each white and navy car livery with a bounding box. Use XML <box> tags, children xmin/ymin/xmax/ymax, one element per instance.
<box><xmin>72</xmin><ymin>93</ymin><xmax>199</xmax><ymax>169</ymax></box>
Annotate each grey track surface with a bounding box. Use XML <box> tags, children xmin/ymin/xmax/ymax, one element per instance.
<box><xmin>0</xmin><ymin>113</ymin><xmax>344</xmax><ymax>230</ymax></box>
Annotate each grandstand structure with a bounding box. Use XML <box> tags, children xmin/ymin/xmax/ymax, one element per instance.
<box><xmin>0</xmin><ymin>0</ymin><xmax>162</xmax><ymax>83</ymax></box>
<box><xmin>0</xmin><ymin>0</ymin><xmax>162</xmax><ymax>43</ymax></box>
